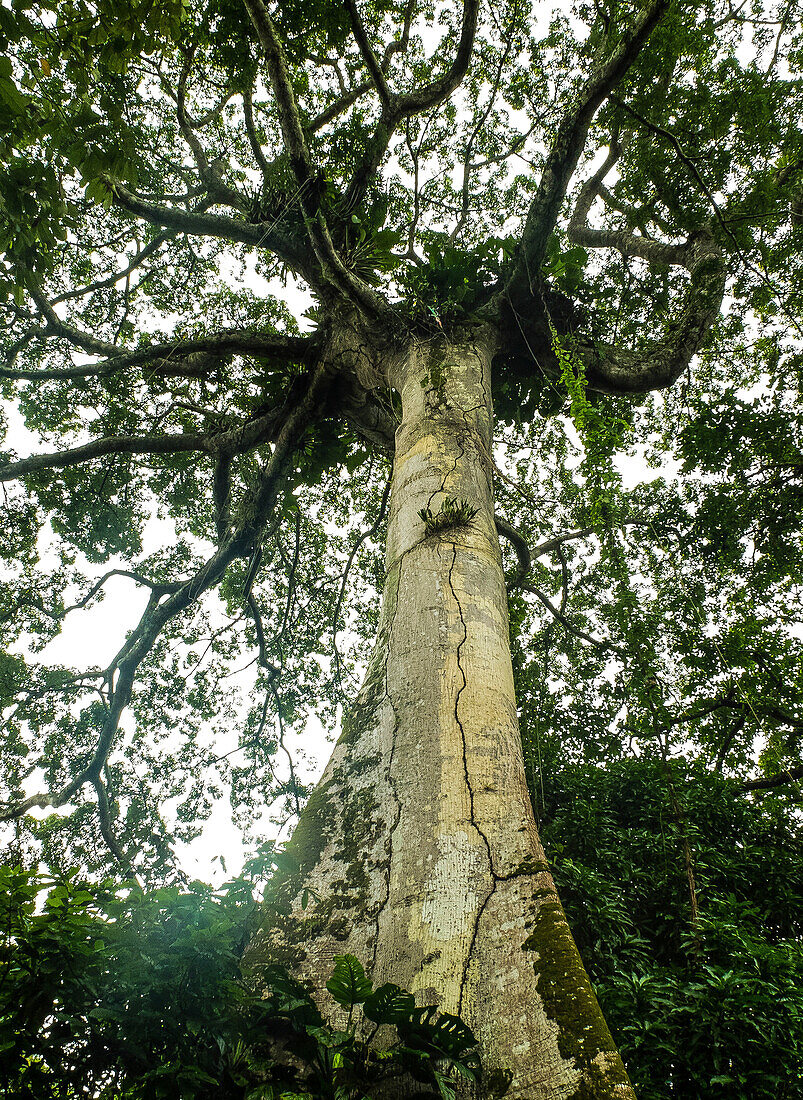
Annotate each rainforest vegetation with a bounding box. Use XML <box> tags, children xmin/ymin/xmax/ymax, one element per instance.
<box><xmin>1</xmin><ymin>0</ymin><xmax>802</xmax><ymax>1094</ymax></box>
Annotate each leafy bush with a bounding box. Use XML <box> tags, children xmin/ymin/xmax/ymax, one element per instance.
<box><xmin>538</xmin><ymin>760</ymin><xmax>803</xmax><ymax>1098</ymax></box>
<box><xmin>0</xmin><ymin>867</ymin><xmax>478</xmax><ymax>1099</ymax></box>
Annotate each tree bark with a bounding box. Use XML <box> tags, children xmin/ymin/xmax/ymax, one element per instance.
<box><xmin>245</xmin><ymin>326</ymin><xmax>634</xmax><ymax>1099</ymax></box>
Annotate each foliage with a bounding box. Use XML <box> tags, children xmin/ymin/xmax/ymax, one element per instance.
<box><xmin>0</xmin><ymin>0</ymin><xmax>800</xmax><ymax>886</ymax></box>
<box><xmin>0</xmin><ymin>865</ymin><xmax>478</xmax><ymax>1099</ymax></box>
<box><xmin>1</xmin><ymin>0</ymin><xmax>803</xmax><ymax>1091</ymax></box>
<box><xmin>549</xmin><ymin>322</ymin><xmax>631</xmax><ymax>526</ymax></box>
<box><xmin>398</xmin><ymin>234</ymin><xmax>515</xmax><ymax>323</ymax></box>
<box><xmin>534</xmin><ymin>759</ymin><xmax>803</xmax><ymax>1099</ymax></box>
<box><xmin>1</xmin><ymin>864</ymin><xmax>263</xmax><ymax>1098</ymax></box>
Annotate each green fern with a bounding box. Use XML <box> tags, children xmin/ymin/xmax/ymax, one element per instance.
<box><xmin>419</xmin><ymin>497</ymin><xmax>478</xmax><ymax>535</ymax></box>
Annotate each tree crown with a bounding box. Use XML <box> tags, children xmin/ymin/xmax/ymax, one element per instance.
<box><xmin>1</xmin><ymin>0</ymin><xmax>802</xmax><ymax>880</ymax></box>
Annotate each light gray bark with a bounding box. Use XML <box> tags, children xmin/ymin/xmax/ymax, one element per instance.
<box><xmin>245</xmin><ymin>328</ymin><xmax>634</xmax><ymax>1100</ymax></box>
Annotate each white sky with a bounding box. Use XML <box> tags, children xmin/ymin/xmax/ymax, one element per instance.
<box><xmin>1</xmin><ymin>0</ymin><xmax>722</xmax><ymax>882</ymax></box>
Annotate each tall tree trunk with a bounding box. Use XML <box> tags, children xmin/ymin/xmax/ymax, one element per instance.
<box><xmin>245</xmin><ymin>326</ymin><xmax>634</xmax><ymax>1099</ymax></box>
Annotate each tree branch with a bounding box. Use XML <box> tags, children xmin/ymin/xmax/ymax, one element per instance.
<box><xmin>104</xmin><ymin>177</ymin><xmax>312</xmax><ymax>276</ymax></box>
<box><xmin>344</xmin><ymin>0</ymin><xmax>392</xmax><ymax>109</ymax></box>
<box><xmin>503</xmin><ymin>0</ymin><xmax>669</xmax><ymax>301</ymax></box>
<box><xmin>568</xmin><ymin>139</ymin><xmax>691</xmax><ymax>267</ymax></box>
<box><xmin>50</xmin><ymin>231</ymin><xmax>175</xmax><ymax>306</ymax></box>
<box><xmin>341</xmin><ymin>0</ymin><xmax>479</xmax><ymax>217</ymax></box>
<box><xmin>521</xmin><ymin>581</ymin><xmax>622</xmax><ymax>653</ymax></box>
<box><xmin>243</xmin><ymin>84</ymin><xmax>274</xmax><ymax>182</ymax></box>
<box><xmin>242</xmin><ymin>0</ymin><xmax>317</xmax><ymax>196</ymax></box>
<box><xmin>714</xmin><ymin>713</ymin><xmax>746</xmax><ymax>772</ymax></box>
<box><xmin>495</xmin><ymin>514</ymin><xmax>532</xmax><ymax>585</ymax></box>
<box><xmin>559</xmin><ymin>134</ymin><xmax>727</xmax><ymax>393</ymax></box>
<box><xmin>450</xmin><ymin>0</ymin><xmax>522</xmax><ymax>244</ymax></box>
<box><xmin>25</xmin><ymin>278</ymin><xmax>119</xmax><ymax>359</ymax></box>
<box><xmin>1</xmin><ymin>328</ymin><xmax>313</xmax><ymax>383</ymax></box>
<box><xmin>93</xmin><ymin>773</ymin><xmax>136</xmax><ymax>876</ymax></box>
<box><xmin>0</xmin><ymin>432</ymin><xmax>211</xmax><ymax>482</ymax></box>
<box><xmin>1</xmin><ymin>367</ymin><xmax>325</xmax><ymax>481</ymax></box>
<box><xmin>0</xmin><ymin>358</ymin><xmax>333</xmax><ymax>827</ymax></box>
<box><xmin>495</xmin><ymin>510</ymin><xmax>621</xmax><ymax>653</ymax></box>
<box><xmin>304</xmin><ymin>80</ymin><xmax>367</xmax><ymax>133</ymax></box>
<box><xmin>497</xmin><ymin>514</ymin><xmax>628</xmax><ymax>583</ymax></box>
<box><xmin>532</xmin><ymin>526</ymin><xmax>596</xmax><ymax>558</ymax></box>
<box><xmin>578</xmin><ymin>231</ymin><xmax>726</xmax><ymax>394</ymax></box>
<box><xmin>611</xmin><ymin>95</ymin><xmax>803</xmax><ymax>339</ymax></box>
<box><xmin>174</xmin><ymin>50</ymin><xmax>246</xmax><ymax>212</ymax></box>
<box><xmin>395</xmin><ymin>0</ymin><xmax>480</xmax><ymax>117</ymax></box>
<box><xmin>738</xmin><ymin>765</ymin><xmax>803</xmax><ymax>792</ymax></box>
<box><xmin>303</xmin><ymin>8</ymin><xmax>414</xmax><ymax>136</ymax></box>
<box><xmin>63</xmin><ymin>570</ymin><xmax>181</xmax><ymax>615</ymax></box>
<box><xmin>213</xmin><ymin>454</ymin><xmax>232</xmax><ymax>543</ymax></box>
<box><xmin>243</xmin><ymin>0</ymin><xmax>392</xmax><ymax>316</ymax></box>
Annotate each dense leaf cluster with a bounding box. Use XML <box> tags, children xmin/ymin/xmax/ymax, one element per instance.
<box><xmin>0</xmin><ymin>864</ymin><xmax>478</xmax><ymax>1099</ymax></box>
<box><xmin>0</xmin><ymin>0</ymin><xmax>802</xmax><ymax>1091</ymax></box>
<box><xmin>537</xmin><ymin>760</ymin><xmax>803</xmax><ymax>1098</ymax></box>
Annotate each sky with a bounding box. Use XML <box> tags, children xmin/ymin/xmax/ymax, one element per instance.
<box><xmin>6</xmin><ymin>400</ymin><xmax>665</xmax><ymax>885</ymax></box>
<box><xmin>0</xmin><ymin>1</ymin><xmax>692</xmax><ymax>884</ymax></box>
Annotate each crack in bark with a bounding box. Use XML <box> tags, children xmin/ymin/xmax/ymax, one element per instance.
<box><xmin>454</xmin><ymin>339</ymin><xmax>493</xmax><ymax>495</ymax></box>
<box><xmin>426</xmin><ymin>428</ymin><xmax>465</xmax><ymax>513</ymax></box>
<box><xmin>446</xmin><ymin>540</ymin><xmax>500</xmax><ymax>1018</ymax></box>
<box><xmin>370</xmin><ymin>555</ymin><xmax>405</xmax><ymax>976</ymax></box>
<box><xmin>423</xmin><ymin>342</ymin><xmax>485</xmax><ymax>513</ymax></box>
<box><xmin>465</xmin><ymin>332</ymin><xmax>493</xmax><ymax>423</ymax></box>
<box><xmin>471</xmin><ymin>347</ymin><xmax>496</xmax><ymax>497</ymax></box>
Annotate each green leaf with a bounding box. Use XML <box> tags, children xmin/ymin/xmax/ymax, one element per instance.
<box><xmin>433</xmin><ymin>1068</ymin><xmax>457</xmax><ymax>1100</ymax></box>
<box><xmin>362</xmin><ymin>983</ymin><xmax>416</xmax><ymax>1025</ymax></box>
<box><xmin>325</xmin><ymin>954</ymin><xmax>372</xmax><ymax>1007</ymax></box>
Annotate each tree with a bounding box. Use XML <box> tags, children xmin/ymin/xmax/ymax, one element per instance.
<box><xmin>1</xmin><ymin>0</ymin><xmax>802</xmax><ymax>1096</ymax></box>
